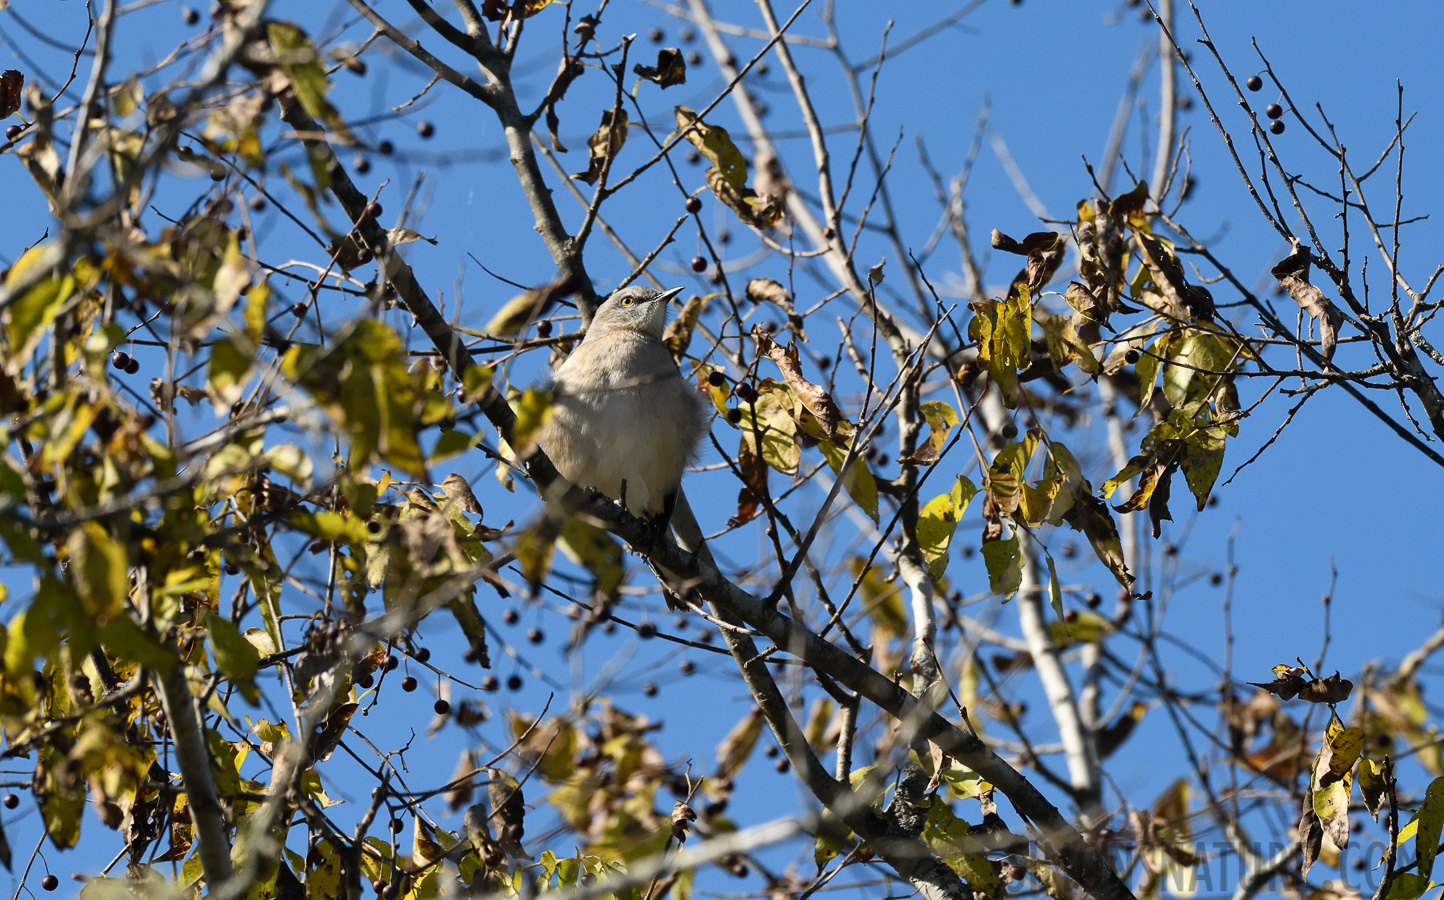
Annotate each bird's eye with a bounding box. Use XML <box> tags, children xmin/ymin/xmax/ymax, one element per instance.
<box><xmin>620</xmin><ymin>297</ymin><xmax>633</xmax><ymax>307</ymax></box>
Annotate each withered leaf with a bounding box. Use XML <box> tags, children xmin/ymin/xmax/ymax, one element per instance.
<box><xmin>1271</xmin><ymin>240</ymin><xmax>1346</xmax><ymax>362</ymax></box>
<box><xmin>746</xmin><ymin>277</ymin><xmax>790</xmax><ymax>305</ymax></box>
<box><xmin>730</xmin><ymin>437</ymin><xmax>767</xmax><ymax>527</ymax></box>
<box><xmin>1298</xmin><ymin>807</ymin><xmax>1323</xmax><ymax>880</ymax></box>
<box><xmin>758</xmin><ymin>332</ymin><xmax>844</xmax><ymax>439</ymax></box>
<box><xmin>1248</xmin><ymin>666</ymin><xmax>1353</xmax><ymax>705</ymax></box>
<box><xmin>634</xmin><ymin>48</ymin><xmax>687</xmax><ymax>88</ymax></box>
<box><xmin>483</xmin><ymin>276</ymin><xmax>572</xmax><ymax>336</ymax></box>
<box><xmin>571</xmin><ymin>108</ymin><xmax>628</xmax><ymax>185</ymax></box>
<box><xmin>0</xmin><ymin>70</ymin><xmax>21</xmax><ymax>119</ymax></box>
<box><xmin>670</xmin><ymin>801</ymin><xmax>697</xmax><ymax>843</ymax></box>
<box><xmin>992</xmin><ymin>230</ymin><xmax>1065</xmax><ymax>295</ymax></box>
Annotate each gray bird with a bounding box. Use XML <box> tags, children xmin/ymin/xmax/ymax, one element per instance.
<box><xmin>537</xmin><ymin>285</ymin><xmax>709</xmax><ymax>530</ymax></box>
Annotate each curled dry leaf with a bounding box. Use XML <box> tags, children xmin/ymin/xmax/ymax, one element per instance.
<box><xmin>991</xmin><ymin>229</ymin><xmax>1065</xmax><ymax>296</ymax></box>
<box><xmin>1248</xmin><ymin>664</ymin><xmax>1353</xmax><ymax>704</ymax></box>
<box><xmin>757</xmin><ymin>331</ymin><xmax>844</xmax><ymax>439</ymax></box>
<box><xmin>675</xmin><ymin>106</ymin><xmax>783</xmax><ymax>228</ymax></box>
<box><xmin>745</xmin><ymin>277</ymin><xmax>789</xmax><ymax>305</ymax></box>
<box><xmin>484</xmin><ymin>276</ymin><xmax>573</xmax><ymax>336</ymax></box>
<box><xmin>0</xmin><ymin>69</ymin><xmax>22</xmax><ymax>119</ymax></box>
<box><xmin>670</xmin><ymin>801</ymin><xmax>697</xmax><ymax>843</ymax></box>
<box><xmin>1271</xmin><ymin>240</ymin><xmax>1346</xmax><ymax>362</ymax></box>
<box><xmin>571</xmin><ymin>108</ymin><xmax>628</xmax><ymax>185</ymax></box>
<box><xmin>634</xmin><ymin>48</ymin><xmax>686</xmax><ymax>88</ymax></box>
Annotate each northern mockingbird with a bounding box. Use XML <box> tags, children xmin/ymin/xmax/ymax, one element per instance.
<box><xmin>537</xmin><ymin>285</ymin><xmax>709</xmax><ymax>530</ymax></box>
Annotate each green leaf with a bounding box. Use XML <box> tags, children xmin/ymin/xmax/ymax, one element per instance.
<box><xmin>818</xmin><ymin>440</ymin><xmax>878</xmax><ymax>522</ymax></box>
<box><xmin>1044</xmin><ymin>550</ymin><xmax>1064</xmax><ymax>621</ymax></box>
<box><xmin>1383</xmin><ymin>873</ymin><xmax>1429</xmax><ymax>900</ymax></box>
<box><xmin>981</xmin><ymin>535</ymin><xmax>1021</xmax><ymax>596</ymax></box>
<box><xmin>918</xmin><ymin>476</ymin><xmax>977</xmax><ymax>580</ymax></box>
<box><xmin>267</xmin><ymin>23</ymin><xmax>350</xmax><ymax>139</ymax></box>
<box><xmin>8</xmin><ymin>272</ymin><xmax>74</xmax><ymax>369</ymax></box>
<box><xmin>281</xmin><ymin>321</ymin><xmax>428</xmax><ymax>476</ymax></box>
<box><xmin>66</xmin><ymin>522</ymin><xmax>128</xmax><ymax>619</ymax></box>
<box><xmin>511</xmin><ymin>388</ymin><xmax>553</xmax><ymax>452</ymax></box>
<box><xmin>1414</xmin><ymin>777</ymin><xmax>1444</xmax><ymax>880</ymax></box>
<box><xmin>206</xmin><ymin>610</ymin><xmax>261</xmax><ymax>704</ymax></box>
<box><xmin>208</xmin><ymin>334</ymin><xmax>254</xmax><ymax>408</ymax></box>
<box><xmin>559</xmin><ymin>516</ymin><xmax>624</xmax><ymax>599</ymax></box>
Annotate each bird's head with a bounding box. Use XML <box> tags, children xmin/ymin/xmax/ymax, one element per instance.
<box><xmin>590</xmin><ymin>285</ymin><xmax>684</xmax><ymax>339</ymax></box>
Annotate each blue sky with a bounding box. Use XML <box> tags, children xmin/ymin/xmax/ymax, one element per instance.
<box><xmin>3</xmin><ymin>1</ymin><xmax>1444</xmax><ymax>896</ymax></box>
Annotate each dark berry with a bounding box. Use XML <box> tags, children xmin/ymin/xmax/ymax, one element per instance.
<box><xmin>1177</xmin><ymin>95</ymin><xmax>1192</xmax><ymax>110</ymax></box>
<box><xmin>354</xmin><ymin>155</ymin><xmax>371</xmax><ymax>174</ymax></box>
<box><xmin>481</xmin><ymin>675</ymin><xmax>499</xmax><ymax>691</ymax></box>
<box><xmin>413</xmin><ymin>647</ymin><xmax>430</xmax><ymax>663</ymax></box>
<box><xmin>685</xmin><ymin>196</ymin><xmax>702</xmax><ymax>214</ymax></box>
<box><xmin>249</xmin><ymin>195</ymin><xmax>266</xmax><ymax>212</ymax></box>
<box><xmin>687</xmin><ymin>51</ymin><xmax>702</xmax><ymax>66</ymax></box>
<box><xmin>707</xmin><ymin>370</ymin><xmax>726</xmax><ymax>387</ymax></box>
<box><xmin>725</xmin><ymin>409</ymin><xmax>742</xmax><ymax>424</ymax></box>
<box><xmin>680</xmin><ymin>660</ymin><xmax>696</xmax><ymax>676</ymax></box>
<box><xmin>377</xmin><ymin>140</ymin><xmax>394</xmax><ymax>156</ymax></box>
<box><xmin>1269</xmin><ymin>119</ymin><xmax>1285</xmax><ymax>135</ymax></box>
<box><xmin>464</xmin><ymin>647</ymin><xmax>479</xmax><ymax>663</ymax></box>
<box><xmin>502</xmin><ymin>608</ymin><xmax>519</xmax><ymax>625</ymax></box>
<box><xmin>401</xmin><ymin>676</ymin><xmax>418</xmax><ymax>692</ymax></box>
<box><xmin>1124</xmin><ymin>348</ymin><xmax>1140</xmax><ymax>364</ymax></box>
<box><xmin>774</xmin><ymin>758</ymin><xmax>789</xmax><ymax>773</ymax></box>
<box><xmin>433</xmin><ymin>699</ymin><xmax>451</xmax><ymax>715</ymax></box>
<box><xmin>389</xmin><ymin>818</ymin><xmax>404</xmax><ymax>833</ymax></box>
<box><xmin>1084</xmin><ymin>592</ymin><xmax>1102</xmax><ymax>609</ymax></box>
<box><xmin>124</xmin><ymin>358</ymin><xmax>140</xmax><ymax>375</ymax></box>
<box><xmin>649</xmin><ymin>27</ymin><xmax>664</xmax><ymax>42</ymax></box>
<box><xmin>357</xmin><ymin>671</ymin><xmax>375</xmax><ymax>688</ymax></box>
<box><xmin>41</xmin><ymin>875</ymin><xmax>58</xmax><ymax>892</ymax></box>
<box><xmin>384</xmin><ymin>655</ymin><xmax>399</xmax><ymax>671</ymax></box>
<box><xmin>1163</xmin><ymin>543</ymin><xmax>1178</xmax><ymax>557</ymax></box>
<box><xmin>686</xmin><ymin>149</ymin><xmax>701</xmax><ymax>165</ymax></box>
<box><xmin>209</xmin><ymin>165</ymin><xmax>226</xmax><ymax>182</ymax></box>
<box><xmin>680</xmin><ymin>26</ymin><xmax>695</xmax><ymax>42</ymax></box>
<box><xmin>112</xmin><ymin>352</ymin><xmax>131</xmax><ymax>370</ymax></box>
<box><xmin>1064</xmin><ymin>610</ymin><xmax>1079</xmax><ymax>624</ymax></box>
<box><xmin>374</xmin><ymin>881</ymin><xmax>387</xmax><ymax>895</ymax></box>
<box><xmin>764</xmin><ymin>745</ymin><xmax>779</xmax><ymax>758</ymax></box>
<box><xmin>637</xmin><ymin>622</ymin><xmax>657</xmax><ymax>639</ymax></box>
<box><xmin>2</xmin><ymin>793</ymin><xmax>17</xmax><ymax>809</ymax></box>
<box><xmin>1000</xmin><ymin>423</ymin><xmax>1018</xmax><ymax>440</ymax></box>
<box><xmin>1060</xmin><ymin>543</ymin><xmax>1077</xmax><ymax>558</ymax></box>
<box><xmin>690</xmin><ymin>256</ymin><xmax>708</xmax><ymax>273</ymax></box>
<box><xmin>182</xmin><ymin>6</ymin><xmax>200</xmax><ymax>25</ymax></box>
<box><xmin>1246</xmin><ymin>75</ymin><xmax>1262</xmax><ymax>91</ymax></box>
<box><xmin>1265</xmin><ymin>103</ymin><xmax>1283</xmax><ymax>119</ymax></box>
<box><xmin>365</xmin><ymin>201</ymin><xmax>382</xmax><ymax>220</ymax></box>
<box><xmin>1210</xmin><ymin>572</ymin><xmax>1223</xmax><ymax>586</ymax></box>
<box><xmin>527</xmin><ymin>627</ymin><xmax>544</xmax><ymax>645</ymax></box>
<box><xmin>536</xmin><ymin>320</ymin><xmax>553</xmax><ymax>338</ymax></box>
<box><xmin>506</xmin><ymin>674</ymin><xmax>523</xmax><ymax>691</ymax></box>
<box><xmin>4</xmin><ymin>124</ymin><xmax>21</xmax><ymax>142</ymax></box>
<box><xmin>417</xmin><ymin>121</ymin><xmax>435</xmax><ymax>138</ymax></box>
<box><xmin>290</xmin><ymin>302</ymin><xmax>307</xmax><ymax>318</ymax></box>
<box><xmin>642</xmin><ymin>682</ymin><xmax>658</xmax><ymax>697</ymax></box>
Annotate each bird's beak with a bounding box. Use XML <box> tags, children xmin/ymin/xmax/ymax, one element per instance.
<box><xmin>655</xmin><ymin>286</ymin><xmax>685</xmax><ymax>305</ymax></box>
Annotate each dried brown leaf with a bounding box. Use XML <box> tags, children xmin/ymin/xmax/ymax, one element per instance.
<box><xmin>1272</xmin><ymin>240</ymin><xmax>1346</xmax><ymax>362</ymax></box>
<box><xmin>634</xmin><ymin>49</ymin><xmax>687</xmax><ymax>88</ymax></box>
